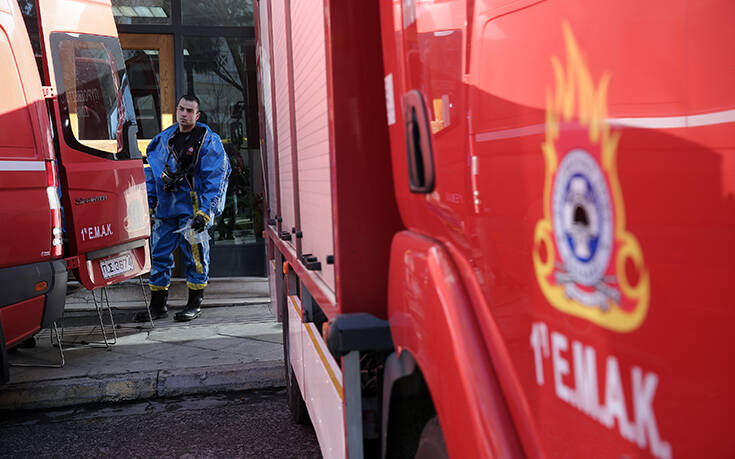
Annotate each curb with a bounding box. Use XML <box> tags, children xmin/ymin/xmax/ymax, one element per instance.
<box><xmin>0</xmin><ymin>361</ymin><xmax>285</xmax><ymax>411</ymax></box>
<box><xmin>63</xmin><ymin>297</ymin><xmax>272</xmax><ymax>314</ymax></box>
<box><xmin>66</xmin><ymin>277</ymin><xmax>270</xmax><ymax>304</ymax></box>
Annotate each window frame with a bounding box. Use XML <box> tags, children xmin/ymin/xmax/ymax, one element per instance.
<box><xmin>50</xmin><ymin>32</ymin><xmax>141</xmax><ymax>161</ymax></box>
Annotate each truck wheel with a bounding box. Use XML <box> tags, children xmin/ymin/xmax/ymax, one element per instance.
<box><xmin>282</xmin><ymin>300</ymin><xmax>310</xmax><ymax>425</ymax></box>
<box><xmin>415</xmin><ymin>416</ymin><xmax>448</xmax><ymax>459</ymax></box>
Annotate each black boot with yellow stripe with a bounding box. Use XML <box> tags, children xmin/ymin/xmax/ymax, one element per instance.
<box><xmin>174</xmin><ymin>288</ymin><xmax>203</xmax><ymax>322</ymax></box>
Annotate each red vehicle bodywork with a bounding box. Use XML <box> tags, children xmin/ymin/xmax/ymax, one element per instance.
<box><xmin>0</xmin><ymin>0</ymin><xmax>150</xmax><ymax>382</ymax></box>
<box><xmin>259</xmin><ymin>0</ymin><xmax>734</xmax><ymax>457</ymax></box>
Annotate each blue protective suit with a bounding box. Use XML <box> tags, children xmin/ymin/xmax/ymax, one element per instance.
<box><xmin>145</xmin><ymin>122</ymin><xmax>231</xmax><ymax>290</ymax></box>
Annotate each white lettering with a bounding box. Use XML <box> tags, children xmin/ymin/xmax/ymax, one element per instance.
<box><xmin>530</xmin><ymin>322</ymin><xmax>549</xmax><ymax>386</ymax></box>
<box><xmin>530</xmin><ymin>322</ymin><xmax>672</xmax><ymax>458</ymax></box>
<box><xmin>82</xmin><ymin>223</ymin><xmax>113</xmax><ymax>240</ymax></box>
<box><xmin>551</xmin><ymin>332</ymin><xmax>573</xmax><ymax>404</ymax></box>
<box><xmin>572</xmin><ymin>341</ymin><xmax>603</xmax><ymax>422</ymax></box>
<box><xmin>632</xmin><ymin>367</ymin><xmax>672</xmax><ymax>459</ymax></box>
<box><xmin>602</xmin><ymin>356</ymin><xmax>636</xmax><ymax>442</ymax></box>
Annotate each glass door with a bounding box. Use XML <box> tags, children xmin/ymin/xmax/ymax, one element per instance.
<box><xmin>118</xmin><ymin>33</ymin><xmax>174</xmax><ymax>154</ymax></box>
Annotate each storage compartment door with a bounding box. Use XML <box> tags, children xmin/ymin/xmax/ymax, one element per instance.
<box><xmin>290</xmin><ymin>0</ymin><xmax>335</xmax><ymax>292</ymax></box>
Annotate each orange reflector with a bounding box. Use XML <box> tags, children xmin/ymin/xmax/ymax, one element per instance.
<box><xmin>322</xmin><ymin>321</ymin><xmax>331</xmax><ymax>341</ymax></box>
<box><xmin>283</xmin><ymin>262</ymin><xmax>289</xmax><ymax>275</ymax></box>
<box><xmin>35</xmin><ymin>281</ymin><xmax>48</xmax><ymax>292</ymax></box>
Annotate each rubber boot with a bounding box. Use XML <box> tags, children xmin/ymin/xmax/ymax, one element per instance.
<box><xmin>133</xmin><ymin>290</ymin><xmax>168</xmax><ymax>322</ymax></box>
<box><xmin>174</xmin><ymin>288</ymin><xmax>203</xmax><ymax>322</ymax></box>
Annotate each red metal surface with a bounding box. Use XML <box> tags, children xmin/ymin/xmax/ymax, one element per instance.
<box><xmin>267</xmin><ymin>225</ymin><xmax>337</xmax><ymax>319</ymax></box>
<box><xmin>282</xmin><ymin>0</ymin><xmax>303</xmax><ymax>257</ymax></box>
<box><xmin>0</xmin><ymin>1</ymin><xmax>57</xmax><ymax>269</ymax></box>
<box><xmin>388</xmin><ymin>230</ymin><xmax>523</xmax><ymax>457</ymax></box>
<box><xmin>289</xmin><ymin>0</ymin><xmax>335</xmax><ymax>291</ymax></box>
<box><xmin>0</xmin><ymin>0</ymin><xmax>65</xmax><ymax>350</ymax></box>
<box><xmin>0</xmin><ymin>296</ymin><xmax>43</xmax><ymax>348</ymax></box>
<box><xmin>64</xmin><ymin>255</ymin><xmax>80</xmax><ymax>270</ymax></box>
<box><xmin>324</xmin><ymin>0</ymin><xmax>403</xmax><ymax>318</ymax></box>
<box><xmin>77</xmin><ymin>242</ymin><xmax>150</xmax><ymax>290</ymax></box>
<box><xmin>37</xmin><ymin>0</ymin><xmax>150</xmax><ymax>289</ymax></box>
<box><xmin>381</xmin><ymin>0</ymin><xmax>735</xmax><ymax>457</ymax></box>
<box><xmin>271</xmin><ymin>0</ymin><xmax>297</xmax><ymax>244</ymax></box>
<box><xmin>263</xmin><ymin>0</ymin><xmax>734</xmax><ymax>456</ymax></box>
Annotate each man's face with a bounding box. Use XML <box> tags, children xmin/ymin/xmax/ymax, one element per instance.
<box><xmin>176</xmin><ymin>99</ymin><xmax>200</xmax><ymax>131</ymax></box>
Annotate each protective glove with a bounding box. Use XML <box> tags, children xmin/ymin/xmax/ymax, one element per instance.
<box><xmin>191</xmin><ymin>210</ymin><xmax>210</xmax><ymax>233</ymax></box>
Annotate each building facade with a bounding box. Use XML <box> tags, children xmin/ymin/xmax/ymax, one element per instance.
<box><xmin>113</xmin><ymin>0</ymin><xmax>264</xmax><ymax>276</ymax></box>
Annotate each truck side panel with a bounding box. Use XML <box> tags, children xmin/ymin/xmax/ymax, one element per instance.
<box><xmin>382</xmin><ymin>0</ymin><xmax>735</xmax><ymax>457</ymax></box>
<box><xmin>290</xmin><ymin>0</ymin><xmax>335</xmax><ymax>291</ymax></box>
<box><xmin>0</xmin><ymin>6</ymin><xmax>52</xmax><ymax>269</ymax></box>
<box><xmin>271</xmin><ymin>0</ymin><xmax>296</xmax><ymax>246</ymax></box>
<box><xmin>468</xmin><ymin>2</ymin><xmax>734</xmax><ymax>457</ymax></box>
<box><xmin>256</xmin><ymin>0</ymin><xmax>277</xmax><ymax>226</ymax></box>
<box><xmin>0</xmin><ymin>0</ymin><xmax>68</xmax><ymax>360</ymax></box>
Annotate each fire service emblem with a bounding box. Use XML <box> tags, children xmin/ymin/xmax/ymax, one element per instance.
<box><xmin>532</xmin><ymin>23</ymin><xmax>650</xmax><ymax>332</ymax></box>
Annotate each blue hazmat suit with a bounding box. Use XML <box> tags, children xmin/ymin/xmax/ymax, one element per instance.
<box><xmin>145</xmin><ymin>122</ymin><xmax>231</xmax><ymax>291</ymax></box>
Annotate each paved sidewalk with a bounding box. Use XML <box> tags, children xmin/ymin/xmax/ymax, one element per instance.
<box><xmin>0</xmin><ymin>278</ymin><xmax>284</xmax><ymax>411</ymax></box>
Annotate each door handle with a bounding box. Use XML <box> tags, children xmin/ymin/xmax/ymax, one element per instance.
<box><xmin>402</xmin><ymin>90</ymin><xmax>435</xmax><ymax>193</ymax></box>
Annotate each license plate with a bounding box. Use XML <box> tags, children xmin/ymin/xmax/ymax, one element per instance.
<box><xmin>100</xmin><ymin>252</ymin><xmax>134</xmax><ymax>279</ymax></box>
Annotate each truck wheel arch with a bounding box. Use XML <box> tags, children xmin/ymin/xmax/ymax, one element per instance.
<box><xmin>386</xmin><ymin>231</ymin><xmax>524</xmax><ymax>457</ymax></box>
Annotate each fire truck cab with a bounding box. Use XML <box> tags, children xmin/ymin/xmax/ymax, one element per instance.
<box><xmin>260</xmin><ymin>0</ymin><xmax>734</xmax><ymax>457</ymax></box>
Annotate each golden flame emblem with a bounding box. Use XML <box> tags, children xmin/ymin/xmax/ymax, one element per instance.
<box><xmin>532</xmin><ymin>23</ymin><xmax>650</xmax><ymax>332</ymax></box>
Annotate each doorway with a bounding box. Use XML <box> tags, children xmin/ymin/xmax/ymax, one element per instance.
<box><xmin>119</xmin><ymin>33</ymin><xmax>174</xmax><ymax>153</ymax></box>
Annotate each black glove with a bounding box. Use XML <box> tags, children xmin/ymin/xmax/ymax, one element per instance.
<box><xmin>191</xmin><ymin>212</ymin><xmax>208</xmax><ymax>233</ymax></box>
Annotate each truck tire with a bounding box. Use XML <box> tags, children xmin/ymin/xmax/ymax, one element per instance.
<box><xmin>415</xmin><ymin>417</ymin><xmax>448</xmax><ymax>459</ymax></box>
<box><xmin>282</xmin><ymin>299</ymin><xmax>310</xmax><ymax>425</ymax></box>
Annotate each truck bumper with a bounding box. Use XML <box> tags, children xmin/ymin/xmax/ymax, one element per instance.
<box><xmin>0</xmin><ymin>258</ymin><xmax>68</xmax><ymax>339</ymax></box>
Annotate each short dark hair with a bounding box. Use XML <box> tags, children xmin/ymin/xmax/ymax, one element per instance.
<box><xmin>177</xmin><ymin>94</ymin><xmax>200</xmax><ymax>111</ymax></box>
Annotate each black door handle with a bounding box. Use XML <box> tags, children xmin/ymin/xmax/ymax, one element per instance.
<box><xmin>402</xmin><ymin>90</ymin><xmax>435</xmax><ymax>193</ymax></box>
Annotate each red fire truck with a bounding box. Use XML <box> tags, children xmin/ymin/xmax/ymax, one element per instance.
<box><xmin>257</xmin><ymin>0</ymin><xmax>734</xmax><ymax>457</ymax></box>
<box><xmin>0</xmin><ymin>0</ymin><xmax>150</xmax><ymax>381</ymax></box>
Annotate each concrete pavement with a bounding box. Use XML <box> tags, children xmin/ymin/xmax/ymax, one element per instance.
<box><xmin>0</xmin><ymin>277</ymin><xmax>285</xmax><ymax>411</ymax></box>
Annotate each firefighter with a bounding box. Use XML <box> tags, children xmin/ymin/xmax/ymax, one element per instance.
<box><xmin>134</xmin><ymin>95</ymin><xmax>231</xmax><ymax>322</ymax></box>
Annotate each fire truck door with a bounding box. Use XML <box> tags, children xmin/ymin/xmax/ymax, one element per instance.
<box><xmin>37</xmin><ymin>0</ymin><xmax>151</xmax><ymax>289</ymax></box>
<box><xmin>394</xmin><ymin>0</ymin><xmax>470</xmax><ymax>236</ymax></box>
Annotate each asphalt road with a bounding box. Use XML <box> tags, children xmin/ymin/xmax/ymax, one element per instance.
<box><xmin>0</xmin><ymin>389</ymin><xmax>322</xmax><ymax>458</ymax></box>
